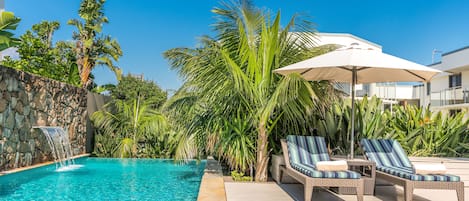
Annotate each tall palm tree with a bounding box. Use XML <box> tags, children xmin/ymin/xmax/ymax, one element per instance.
<box><xmin>68</xmin><ymin>0</ymin><xmax>122</xmax><ymax>88</ymax></box>
<box><xmin>0</xmin><ymin>11</ymin><xmax>21</xmax><ymax>51</ymax></box>
<box><xmin>164</xmin><ymin>1</ymin><xmax>335</xmax><ymax>181</ymax></box>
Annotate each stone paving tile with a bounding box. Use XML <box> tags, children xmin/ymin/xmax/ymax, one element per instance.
<box><xmin>226</xmin><ymin>182</ymin><xmax>469</xmax><ymax>201</ymax></box>
<box><xmin>225</xmin><ymin>157</ymin><xmax>469</xmax><ymax>201</ymax></box>
<box><xmin>198</xmin><ymin>173</ymin><xmax>227</xmax><ymax>201</ymax></box>
<box><xmin>225</xmin><ymin>182</ymin><xmax>293</xmax><ymax>201</ymax></box>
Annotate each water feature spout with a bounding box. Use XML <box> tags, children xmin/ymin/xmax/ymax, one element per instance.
<box><xmin>32</xmin><ymin>126</ymin><xmax>78</xmax><ymax>170</ymax></box>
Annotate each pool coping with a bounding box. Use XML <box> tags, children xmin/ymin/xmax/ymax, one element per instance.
<box><xmin>0</xmin><ymin>153</ymin><xmax>90</xmax><ymax>176</ymax></box>
<box><xmin>197</xmin><ymin>156</ymin><xmax>227</xmax><ymax>201</ymax></box>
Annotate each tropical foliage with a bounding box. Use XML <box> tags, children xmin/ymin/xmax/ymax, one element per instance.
<box><xmin>92</xmin><ymin>76</ymin><xmax>172</xmax><ymax>158</ymax></box>
<box><xmin>164</xmin><ymin>1</ymin><xmax>339</xmax><ymax>181</ymax></box>
<box><xmin>0</xmin><ymin>11</ymin><xmax>21</xmax><ymax>51</ymax></box>
<box><xmin>68</xmin><ymin>0</ymin><xmax>123</xmax><ymax>88</ymax></box>
<box><xmin>3</xmin><ymin>0</ymin><xmax>121</xmax><ymax>89</ymax></box>
<box><xmin>231</xmin><ymin>170</ymin><xmax>252</xmax><ymax>182</ymax></box>
<box><xmin>3</xmin><ymin>21</ymin><xmax>81</xmax><ymax>86</ymax></box>
<box><xmin>216</xmin><ymin>115</ymin><xmax>256</xmax><ymax>173</ymax></box>
<box><xmin>317</xmin><ymin>96</ymin><xmax>469</xmax><ymax>157</ymax></box>
<box><xmin>91</xmin><ymin>99</ymin><xmax>169</xmax><ymax>158</ymax></box>
<box><xmin>109</xmin><ymin>74</ymin><xmax>168</xmax><ymax>108</ymax></box>
<box><xmin>388</xmin><ymin>105</ymin><xmax>469</xmax><ymax>157</ymax></box>
<box><xmin>5</xmin><ymin>0</ymin><xmax>469</xmax><ymax>184</ymax></box>
<box><xmin>309</xmin><ymin>95</ymin><xmax>387</xmax><ymax>155</ymax></box>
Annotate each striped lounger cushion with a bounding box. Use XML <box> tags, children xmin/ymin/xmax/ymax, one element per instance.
<box><xmin>286</xmin><ymin>135</ymin><xmax>360</xmax><ymax>179</ymax></box>
<box><xmin>360</xmin><ymin>139</ymin><xmax>460</xmax><ymax>182</ymax></box>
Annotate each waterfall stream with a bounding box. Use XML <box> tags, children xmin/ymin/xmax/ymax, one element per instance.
<box><xmin>33</xmin><ymin>126</ymin><xmax>82</xmax><ymax>171</ymax></box>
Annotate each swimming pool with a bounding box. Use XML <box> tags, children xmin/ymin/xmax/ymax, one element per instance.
<box><xmin>0</xmin><ymin>158</ymin><xmax>206</xmax><ymax>201</ymax></box>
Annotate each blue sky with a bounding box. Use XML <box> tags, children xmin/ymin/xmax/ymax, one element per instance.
<box><xmin>6</xmin><ymin>0</ymin><xmax>469</xmax><ymax>90</ymax></box>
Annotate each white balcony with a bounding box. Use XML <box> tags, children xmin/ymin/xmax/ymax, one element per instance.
<box><xmin>430</xmin><ymin>86</ymin><xmax>469</xmax><ymax>106</ymax></box>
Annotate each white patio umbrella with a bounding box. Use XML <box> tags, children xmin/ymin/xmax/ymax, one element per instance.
<box><xmin>274</xmin><ymin>46</ymin><xmax>441</xmax><ymax>158</ymax></box>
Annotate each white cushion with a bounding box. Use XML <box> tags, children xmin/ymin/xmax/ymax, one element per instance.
<box><xmin>316</xmin><ymin>160</ymin><xmax>348</xmax><ymax>171</ymax></box>
<box><xmin>413</xmin><ymin>163</ymin><xmax>447</xmax><ymax>175</ymax></box>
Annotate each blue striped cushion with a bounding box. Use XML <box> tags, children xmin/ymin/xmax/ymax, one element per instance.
<box><xmin>377</xmin><ymin>166</ymin><xmax>460</xmax><ymax>181</ymax></box>
<box><xmin>361</xmin><ymin>139</ymin><xmax>460</xmax><ymax>182</ymax></box>
<box><xmin>409</xmin><ymin>173</ymin><xmax>460</xmax><ymax>182</ymax></box>
<box><xmin>377</xmin><ymin>166</ymin><xmax>414</xmax><ymax>179</ymax></box>
<box><xmin>287</xmin><ymin>135</ymin><xmax>360</xmax><ymax>179</ymax></box>
<box><xmin>286</xmin><ymin>135</ymin><xmax>330</xmax><ymax>166</ymax></box>
<box><xmin>291</xmin><ymin>162</ymin><xmax>361</xmax><ymax>179</ymax></box>
<box><xmin>360</xmin><ymin>139</ymin><xmax>412</xmax><ymax>168</ymax></box>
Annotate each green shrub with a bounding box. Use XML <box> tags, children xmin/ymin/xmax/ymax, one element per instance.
<box><xmin>231</xmin><ymin>170</ymin><xmax>252</xmax><ymax>182</ymax></box>
<box><xmin>91</xmin><ymin>99</ymin><xmax>171</xmax><ymax>158</ymax></box>
<box><xmin>314</xmin><ymin>95</ymin><xmax>388</xmax><ymax>155</ymax></box>
<box><xmin>388</xmin><ymin>105</ymin><xmax>469</xmax><ymax>157</ymax></box>
<box><xmin>216</xmin><ymin>115</ymin><xmax>256</xmax><ymax>174</ymax></box>
<box><xmin>314</xmin><ymin>96</ymin><xmax>469</xmax><ymax>157</ymax></box>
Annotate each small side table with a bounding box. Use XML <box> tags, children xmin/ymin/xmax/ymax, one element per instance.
<box><xmin>270</xmin><ymin>154</ymin><xmax>298</xmax><ymax>183</ymax></box>
<box><xmin>332</xmin><ymin>158</ymin><xmax>376</xmax><ymax>195</ymax></box>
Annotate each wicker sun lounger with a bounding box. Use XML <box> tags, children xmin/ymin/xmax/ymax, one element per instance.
<box><xmin>361</xmin><ymin>138</ymin><xmax>464</xmax><ymax>201</ymax></box>
<box><xmin>279</xmin><ymin>135</ymin><xmax>364</xmax><ymax>201</ymax></box>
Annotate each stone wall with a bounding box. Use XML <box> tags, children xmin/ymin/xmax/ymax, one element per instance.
<box><xmin>0</xmin><ymin>66</ymin><xmax>87</xmax><ymax>171</ymax></box>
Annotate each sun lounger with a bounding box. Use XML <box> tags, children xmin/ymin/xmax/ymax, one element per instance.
<box><xmin>280</xmin><ymin>135</ymin><xmax>364</xmax><ymax>201</ymax></box>
<box><xmin>360</xmin><ymin>138</ymin><xmax>464</xmax><ymax>201</ymax></box>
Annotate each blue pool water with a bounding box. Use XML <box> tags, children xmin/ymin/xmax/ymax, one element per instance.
<box><xmin>0</xmin><ymin>158</ymin><xmax>206</xmax><ymax>201</ymax></box>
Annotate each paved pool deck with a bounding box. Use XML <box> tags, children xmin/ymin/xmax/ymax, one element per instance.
<box><xmin>223</xmin><ymin>157</ymin><xmax>469</xmax><ymax>201</ymax></box>
<box><xmin>198</xmin><ymin>156</ymin><xmax>227</xmax><ymax>201</ymax></box>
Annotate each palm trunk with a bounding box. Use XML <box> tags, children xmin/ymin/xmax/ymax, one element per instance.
<box><xmin>76</xmin><ymin>41</ymin><xmax>84</xmax><ymax>77</ymax></box>
<box><xmin>81</xmin><ymin>56</ymin><xmax>92</xmax><ymax>88</ymax></box>
<box><xmin>255</xmin><ymin>121</ymin><xmax>269</xmax><ymax>182</ymax></box>
<box><xmin>132</xmin><ymin>97</ymin><xmax>140</xmax><ymax>157</ymax></box>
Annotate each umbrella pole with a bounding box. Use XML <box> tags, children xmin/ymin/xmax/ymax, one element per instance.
<box><xmin>350</xmin><ymin>67</ymin><xmax>357</xmax><ymax>159</ymax></box>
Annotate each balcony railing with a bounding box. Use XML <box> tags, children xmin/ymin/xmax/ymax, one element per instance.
<box><xmin>430</xmin><ymin>86</ymin><xmax>469</xmax><ymax>106</ymax></box>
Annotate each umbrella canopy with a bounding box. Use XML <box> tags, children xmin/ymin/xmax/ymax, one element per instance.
<box><xmin>275</xmin><ymin>47</ymin><xmax>440</xmax><ymax>83</ymax></box>
<box><xmin>274</xmin><ymin>46</ymin><xmax>441</xmax><ymax>158</ymax></box>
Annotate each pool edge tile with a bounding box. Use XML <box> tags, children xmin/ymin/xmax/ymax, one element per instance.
<box><xmin>197</xmin><ymin>173</ymin><xmax>227</xmax><ymax>201</ymax></box>
<box><xmin>0</xmin><ymin>153</ymin><xmax>90</xmax><ymax>175</ymax></box>
<box><xmin>197</xmin><ymin>156</ymin><xmax>226</xmax><ymax>201</ymax></box>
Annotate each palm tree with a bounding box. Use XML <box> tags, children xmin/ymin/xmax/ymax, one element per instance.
<box><xmin>68</xmin><ymin>0</ymin><xmax>122</xmax><ymax>88</ymax></box>
<box><xmin>91</xmin><ymin>99</ymin><xmax>168</xmax><ymax>157</ymax></box>
<box><xmin>0</xmin><ymin>11</ymin><xmax>21</xmax><ymax>51</ymax></box>
<box><xmin>164</xmin><ymin>1</ymin><xmax>336</xmax><ymax>181</ymax></box>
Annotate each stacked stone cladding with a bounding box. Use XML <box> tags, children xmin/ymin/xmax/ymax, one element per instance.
<box><xmin>0</xmin><ymin>66</ymin><xmax>87</xmax><ymax>171</ymax></box>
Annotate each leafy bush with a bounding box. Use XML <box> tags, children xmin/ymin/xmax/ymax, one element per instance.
<box><xmin>316</xmin><ymin>96</ymin><xmax>469</xmax><ymax>157</ymax></box>
<box><xmin>216</xmin><ymin>115</ymin><xmax>256</xmax><ymax>174</ymax></box>
<box><xmin>109</xmin><ymin>74</ymin><xmax>167</xmax><ymax>108</ymax></box>
<box><xmin>93</xmin><ymin>130</ymin><xmax>120</xmax><ymax>157</ymax></box>
<box><xmin>3</xmin><ymin>21</ymin><xmax>81</xmax><ymax>86</ymax></box>
<box><xmin>91</xmin><ymin>99</ymin><xmax>171</xmax><ymax>158</ymax></box>
<box><xmin>92</xmin><ymin>74</ymin><xmax>174</xmax><ymax>158</ymax></box>
<box><xmin>313</xmin><ymin>96</ymin><xmax>387</xmax><ymax>155</ymax></box>
<box><xmin>388</xmin><ymin>105</ymin><xmax>469</xmax><ymax>157</ymax></box>
<box><xmin>231</xmin><ymin>170</ymin><xmax>252</xmax><ymax>182</ymax></box>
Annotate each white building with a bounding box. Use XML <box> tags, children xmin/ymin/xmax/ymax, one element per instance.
<box><xmin>422</xmin><ymin>46</ymin><xmax>469</xmax><ymax>116</ymax></box>
<box><xmin>316</xmin><ymin>34</ymin><xmax>469</xmax><ymax>115</ymax></box>
<box><xmin>315</xmin><ymin>33</ymin><xmax>382</xmax><ymax>51</ymax></box>
<box><xmin>315</xmin><ymin>33</ymin><xmax>420</xmax><ymax>107</ymax></box>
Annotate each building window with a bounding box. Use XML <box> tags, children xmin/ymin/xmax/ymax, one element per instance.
<box><xmin>449</xmin><ymin>73</ymin><xmax>461</xmax><ymax>88</ymax></box>
<box><xmin>426</xmin><ymin>82</ymin><xmax>431</xmax><ymax>96</ymax></box>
